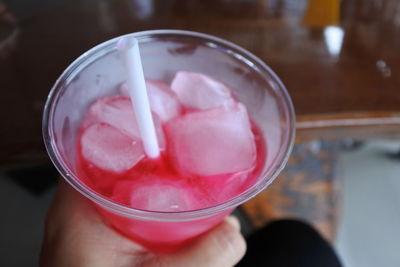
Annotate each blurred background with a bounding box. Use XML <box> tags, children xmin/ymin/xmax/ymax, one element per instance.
<box><xmin>0</xmin><ymin>0</ymin><xmax>400</xmax><ymax>266</ymax></box>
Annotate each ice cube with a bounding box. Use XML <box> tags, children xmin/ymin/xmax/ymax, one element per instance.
<box><xmin>112</xmin><ymin>177</ymin><xmax>200</xmax><ymax>212</ymax></box>
<box><xmin>81</xmin><ymin>123</ymin><xmax>144</xmax><ymax>173</ymax></box>
<box><xmin>147</xmin><ymin>80</ymin><xmax>182</xmax><ymax>122</ymax></box>
<box><xmin>84</xmin><ymin>96</ymin><xmax>166</xmax><ymax>148</ymax></box>
<box><xmin>120</xmin><ymin>81</ymin><xmax>181</xmax><ymax>122</ymax></box>
<box><xmin>165</xmin><ymin>103</ymin><xmax>256</xmax><ymax>176</ymax></box>
<box><xmin>84</xmin><ymin>96</ymin><xmax>138</xmax><ymax>138</ymax></box>
<box><xmin>203</xmin><ymin>170</ymin><xmax>253</xmax><ymax>204</ymax></box>
<box><xmin>170</xmin><ymin>71</ymin><xmax>235</xmax><ymax>110</ymax></box>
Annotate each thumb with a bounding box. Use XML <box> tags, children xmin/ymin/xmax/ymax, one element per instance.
<box><xmin>158</xmin><ymin>216</ymin><xmax>247</xmax><ymax>267</ymax></box>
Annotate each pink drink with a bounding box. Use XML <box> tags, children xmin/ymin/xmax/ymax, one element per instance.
<box><xmin>43</xmin><ymin>30</ymin><xmax>295</xmax><ymax>255</ymax></box>
<box><xmin>76</xmin><ymin>72</ymin><xmax>266</xmax><ymax>252</ymax></box>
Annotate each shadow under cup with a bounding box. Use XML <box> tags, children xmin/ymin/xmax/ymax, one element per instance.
<box><xmin>43</xmin><ymin>30</ymin><xmax>295</xmax><ymax>253</ymax></box>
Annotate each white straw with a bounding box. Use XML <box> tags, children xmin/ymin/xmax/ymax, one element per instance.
<box><xmin>117</xmin><ymin>36</ymin><xmax>160</xmax><ymax>158</ymax></box>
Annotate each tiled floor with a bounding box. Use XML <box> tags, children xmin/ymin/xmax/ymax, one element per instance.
<box><xmin>0</xmin><ymin>139</ymin><xmax>399</xmax><ymax>266</ymax></box>
<box><xmin>336</xmin><ymin>139</ymin><xmax>400</xmax><ymax>267</ymax></box>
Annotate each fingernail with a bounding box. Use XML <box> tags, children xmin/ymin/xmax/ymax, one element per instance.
<box><xmin>226</xmin><ymin>216</ymin><xmax>241</xmax><ymax>231</ymax></box>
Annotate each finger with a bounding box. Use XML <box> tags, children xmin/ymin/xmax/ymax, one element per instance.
<box><xmin>40</xmin><ymin>179</ymin><xmax>144</xmax><ymax>267</ymax></box>
<box><xmin>159</xmin><ymin>216</ymin><xmax>247</xmax><ymax>267</ymax></box>
<box><xmin>42</xmin><ymin>179</ymin><xmax>105</xmax><ymax>240</ymax></box>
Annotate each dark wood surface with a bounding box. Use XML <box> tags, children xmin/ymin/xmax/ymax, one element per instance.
<box><xmin>1</xmin><ymin>0</ymin><xmax>400</xmax><ymax>163</ymax></box>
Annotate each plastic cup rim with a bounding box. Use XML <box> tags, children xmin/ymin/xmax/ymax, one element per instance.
<box><xmin>42</xmin><ymin>29</ymin><xmax>296</xmax><ymax>222</ymax></box>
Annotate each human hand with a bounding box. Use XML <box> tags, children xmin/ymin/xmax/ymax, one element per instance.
<box><xmin>40</xmin><ymin>180</ymin><xmax>246</xmax><ymax>267</ymax></box>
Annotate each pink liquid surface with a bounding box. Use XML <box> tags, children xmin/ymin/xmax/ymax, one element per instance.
<box><xmin>76</xmin><ymin>72</ymin><xmax>267</xmax><ymax>252</ymax></box>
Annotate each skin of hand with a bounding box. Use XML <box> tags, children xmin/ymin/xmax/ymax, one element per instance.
<box><xmin>40</xmin><ymin>180</ymin><xmax>246</xmax><ymax>267</ymax></box>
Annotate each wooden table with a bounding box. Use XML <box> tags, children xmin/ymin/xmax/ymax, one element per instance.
<box><xmin>1</xmin><ymin>0</ymin><xmax>399</xmax><ymax>164</ymax></box>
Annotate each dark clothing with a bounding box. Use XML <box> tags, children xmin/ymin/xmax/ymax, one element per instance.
<box><xmin>237</xmin><ymin>219</ymin><xmax>342</xmax><ymax>267</ymax></box>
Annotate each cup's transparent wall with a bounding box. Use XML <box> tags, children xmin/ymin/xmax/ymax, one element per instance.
<box><xmin>48</xmin><ymin>33</ymin><xmax>293</xmax><ymax>252</ymax></box>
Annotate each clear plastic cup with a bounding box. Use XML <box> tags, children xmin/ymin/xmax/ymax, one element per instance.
<box><xmin>42</xmin><ymin>30</ymin><xmax>295</xmax><ymax>253</ymax></box>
